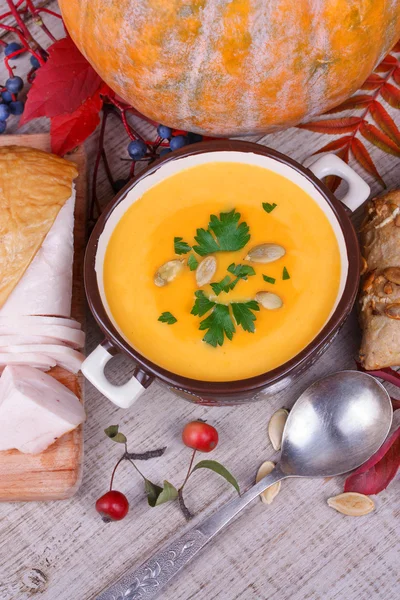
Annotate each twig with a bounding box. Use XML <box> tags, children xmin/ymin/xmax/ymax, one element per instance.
<box><xmin>178</xmin><ymin>488</ymin><xmax>193</xmax><ymax>521</ymax></box>
<box><xmin>124</xmin><ymin>448</ymin><xmax>166</xmax><ymax>460</ymax></box>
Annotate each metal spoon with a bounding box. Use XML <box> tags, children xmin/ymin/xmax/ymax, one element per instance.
<box><xmin>97</xmin><ymin>371</ymin><xmax>392</xmax><ymax>600</ymax></box>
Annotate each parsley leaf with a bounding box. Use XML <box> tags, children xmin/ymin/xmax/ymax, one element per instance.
<box><xmin>193</xmin><ymin>210</ymin><xmax>250</xmax><ymax>256</ymax></box>
<box><xmin>210</xmin><ymin>275</ymin><xmax>232</xmax><ymax>296</ymax></box>
<box><xmin>158</xmin><ymin>312</ymin><xmax>177</xmax><ymax>325</ymax></box>
<box><xmin>227</xmin><ymin>263</ymin><xmax>255</xmax><ymax>279</ymax></box>
<box><xmin>263</xmin><ymin>274</ymin><xmax>276</xmax><ymax>284</ymax></box>
<box><xmin>262</xmin><ymin>202</ymin><xmax>277</xmax><ymax>213</ymax></box>
<box><xmin>199</xmin><ymin>304</ymin><xmax>235</xmax><ymax>347</ymax></box>
<box><xmin>191</xmin><ymin>290</ymin><xmax>215</xmax><ymax>317</ymax></box>
<box><xmin>231</xmin><ymin>301</ymin><xmax>260</xmax><ymax>333</ymax></box>
<box><xmin>174</xmin><ymin>237</ymin><xmax>191</xmax><ymax>255</ymax></box>
<box><xmin>282</xmin><ymin>267</ymin><xmax>290</xmax><ymax>280</ymax></box>
<box><xmin>187</xmin><ymin>254</ymin><xmax>199</xmax><ymax>271</ymax></box>
<box><xmin>211</xmin><ymin>263</ymin><xmax>256</xmax><ymax>296</ymax></box>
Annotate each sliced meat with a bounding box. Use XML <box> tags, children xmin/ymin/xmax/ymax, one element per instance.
<box><xmin>4</xmin><ymin>345</ymin><xmax>84</xmax><ymax>374</ymax></box>
<box><xmin>0</xmin><ymin>324</ymin><xmax>85</xmax><ymax>349</ymax></box>
<box><xmin>0</xmin><ymin>353</ymin><xmax>56</xmax><ymax>372</ymax></box>
<box><xmin>0</xmin><ymin>316</ymin><xmax>81</xmax><ymax>330</ymax></box>
<box><xmin>0</xmin><ymin>365</ymin><xmax>85</xmax><ymax>454</ymax></box>
<box><xmin>0</xmin><ymin>191</ymin><xmax>76</xmax><ymax>317</ymax></box>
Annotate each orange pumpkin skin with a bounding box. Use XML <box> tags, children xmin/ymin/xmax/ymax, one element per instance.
<box><xmin>59</xmin><ymin>0</ymin><xmax>400</xmax><ymax>136</ymax></box>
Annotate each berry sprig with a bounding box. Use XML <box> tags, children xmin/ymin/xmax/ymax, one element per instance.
<box><xmin>96</xmin><ymin>421</ymin><xmax>240</xmax><ymax>523</ymax></box>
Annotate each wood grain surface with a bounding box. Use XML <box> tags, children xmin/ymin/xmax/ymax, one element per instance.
<box><xmin>0</xmin><ymin>5</ymin><xmax>399</xmax><ymax>600</ymax></box>
<box><xmin>0</xmin><ymin>133</ymin><xmax>86</xmax><ymax>501</ymax></box>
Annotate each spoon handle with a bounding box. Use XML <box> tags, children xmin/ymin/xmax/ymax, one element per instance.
<box><xmin>97</xmin><ymin>467</ymin><xmax>286</xmax><ymax>600</ymax></box>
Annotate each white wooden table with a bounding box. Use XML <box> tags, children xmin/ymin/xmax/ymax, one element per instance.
<box><xmin>0</xmin><ymin>5</ymin><xmax>399</xmax><ymax>599</ymax></box>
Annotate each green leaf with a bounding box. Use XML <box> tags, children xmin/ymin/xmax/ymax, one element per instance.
<box><xmin>155</xmin><ymin>481</ymin><xmax>178</xmax><ymax>506</ymax></box>
<box><xmin>192</xmin><ymin>460</ymin><xmax>240</xmax><ymax>495</ymax></box>
<box><xmin>158</xmin><ymin>311</ymin><xmax>177</xmax><ymax>324</ymax></box>
<box><xmin>282</xmin><ymin>267</ymin><xmax>290</xmax><ymax>280</ymax></box>
<box><xmin>231</xmin><ymin>301</ymin><xmax>260</xmax><ymax>333</ymax></box>
<box><xmin>210</xmin><ymin>275</ymin><xmax>232</xmax><ymax>296</ymax></box>
<box><xmin>187</xmin><ymin>254</ymin><xmax>199</xmax><ymax>271</ymax></box>
<box><xmin>193</xmin><ymin>210</ymin><xmax>250</xmax><ymax>256</ymax></box>
<box><xmin>227</xmin><ymin>263</ymin><xmax>255</xmax><ymax>279</ymax></box>
<box><xmin>174</xmin><ymin>236</ymin><xmax>191</xmax><ymax>255</ymax></box>
<box><xmin>200</xmin><ymin>303</ymin><xmax>235</xmax><ymax>347</ymax></box>
<box><xmin>262</xmin><ymin>202</ymin><xmax>277</xmax><ymax>213</ymax></box>
<box><xmin>145</xmin><ymin>479</ymin><xmax>163</xmax><ymax>507</ymax></box>
<box><xmin>211</xmin><ymin>264</ymin><xmax>256</xmax><ymax>296</ymax></box>
<box><xmin>263</xmin><ymin>275</ymin><xmax>276</xmax><ymax>284</ymax></box>
<box><xmin>104</xmin><ymin>425</ymin><xmax>127</xmax><ymax>444</ymax></box>
<box><xmin>191</xmin><ymin>290</ymin><xmax>215</xmax><ymax>317</ymax></box>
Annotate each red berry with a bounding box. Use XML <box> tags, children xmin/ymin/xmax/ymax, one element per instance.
<box><xmin>95</xmin><ymin>490</ymin><xmax>129</xmax><ymax>522</ymax></box>
<box><xmin>182</xmin><ymin>421</ymin><xmax>219</xmax><ymax>453</ymax></box>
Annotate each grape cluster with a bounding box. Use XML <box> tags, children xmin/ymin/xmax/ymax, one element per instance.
<box><xmin>127</xmin><ymin>124</ymin><xmax>203</xmax><ymax>162</ymax></box>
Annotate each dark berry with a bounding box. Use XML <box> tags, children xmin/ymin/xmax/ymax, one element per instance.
<box><xmin>157</xmin><ymin>124</ymin><xmax>172</xmax><ymax>139</ymax></box>
<box><xmin>9</xmin><ymin>100</ymin><xmax>24</xmax><ymax>115</ymax></box>
<box><xmin>170</xmin><ymin>135</ymin><xmax>188</xmax><ymax>151</ymax></box>
<box><xmin>1</xmin><ymin>91</ymin><xmax>13</xmax><ymax>104</ymax></box>
<box><xmin>0</xmin><ymin>104</ymin><xmax>10</xmax><ymax>121</ymax></box>
<box><xmin>113</xmin><ymin>178</ymin><xmax>128</xmax><ymax>192</ymax></box>
<box><xmin>159</xmin><ymin>148</ymin><xmax>172</xmax><ymax>157</ymax></box>
<box><xmin>0</xmin><ymin>121</ymin><xmax>6</xmax><ymax>134</ymax></box>
<box><xmin>187</xmin><ymin>132</ymin><xmax>203</xmax><ymax>144</ymax></box>
<box><xmin>30</xmin><ymin>55</ymin><xmax>41</xmax><ymax>69</ymax></box>
<box><xmin>5</xmin><ymin>42</ymin><xmax>22</xmax><ymax>58</ymax></box>
<box><xmin>127</xmin><ymin>139</ymin><xmax>147</xmax><ymax>160</ymax></box>
<box><xmin>6</xmin><ymin>76</ymin><xmax>23</xmax><ymax>94</ymax></box>
<box><xmin>95</xmin><ymin>490</ymin><xmax>129</xmax><ymax>522</ymax></box>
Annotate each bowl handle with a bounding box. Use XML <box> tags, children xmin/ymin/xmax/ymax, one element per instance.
<box><xmin>81</xmin><ymin>342</ymin><xmax>154</xmax><ymax>409</ymax></box>
<box><xmin>306</xmin><ymin>153</ymin><xmax>370</xmax><ymax>212</ymax></box>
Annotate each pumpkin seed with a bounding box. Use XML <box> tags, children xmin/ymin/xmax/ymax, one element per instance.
<box><xmin>154</xmin><ymin>259</ymin><xmax>184</xmax><ymax>287</ymax></box>
<box><xmin>268</xmin><ymin>408</ymin><xmax>288</xmax><ymax>450</ymax></box>
<box><xmin>256</xmin><ymin>460</ymin><xmax>281</xmax><ymax>505</ymax></box>
<box><xmin>196</xmin><ymin>256</ymin><xmax>217</xmax><ymax>287</ymax></box>
<box><xmin>383</xmin><ymin>267</ymin><xmax>400</xmax><ymax>285</ymax></box>
<box><xmin>245</xmin><ymin>243</ymin><xmax>286</xmax><ymax>264</ymax></box>
<box><xmin>327</xmin><ymin>492</ymin><xmax>375</xmax><ymax>516</ymax></box>
<box><xmin>256</xmin><ymin>291</ymin><xmax>283</xmax><ymax>310</ymax></box>
<box><xmin>385</xmin><ymin>303</ymin><xmax>400</xmax><ymax>320</ymax></box>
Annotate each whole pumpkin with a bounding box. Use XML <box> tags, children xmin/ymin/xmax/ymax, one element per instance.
<box><xmin>59</xmin><ymin>0</ymin><xmax>400</xmax><ymax>136</ymax></box>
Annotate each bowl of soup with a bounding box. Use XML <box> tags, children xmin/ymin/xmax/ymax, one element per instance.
<box><xmin>82</xmin><ymin>141</ymin><xmax>370</xmax><ymax>408</ymax></box>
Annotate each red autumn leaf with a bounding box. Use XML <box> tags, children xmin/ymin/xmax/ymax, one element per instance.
<box><xmin>393</xmin><ymin>67</ymin><xmax>400</xmax><ymax>86</ymax></box>
<box><xmin>344</xmin><ymin>426</ymin><xmax>400</xmax><ymax>495</ymax></box>
<box><xmin>392</xmin><ymin>40</ymin><xmax>400</xmax><ymax>53</ymax></box>
<box><xmin>360</xmin><ymin>121</ymin><xmax>400</xmax><ymax>157</ymax></box>
<box><xmin>381</xmin><ymin>82</ymin><xmax>400</xmax><ymax>109</ymax></box>
<box><xmin>391</xmin><ymin>397</ymin><xmax>400</xmax><ymax>411</ymax></box>
<box><xmin>325</xmin><ymin>94</ymin><xmax>372</xmax><ymax>114</ymax></box>
<box><xmin>350</xmin><ymin>137</ymin><xmax>385</xmax><ymax>187</ymax></box>
<box><xmin>375</xmin><ymin>54</ymin><xmax>398</xmax><ymax>72</ymax></box>
<box><xmin>313</xmin><ymin>136</ymin><xmax>353</xmax><ymax>154</ymax></box>
<box><xmin>361</xmin><ymin>74</ymin><xmax>385</xmax><ymax>90</ymax></box>
<box><xmin>370</xmin><ymin>101</ymin><xmax>400</xmax><ymax>147</ymax></box>
<box><xmin>298</xmin><ymin>117</ymin><xmax>362</xmax><ymax>134</ymax></box>
<box><xmin>50</xmin><ymin>92</ymin><xmax>103</xmax><ymax>155</ymax></box>
<box><xmin>355</xmin><ymin>362</ymin><xmax>400</xmax><ymax>388</ymax></box>
<box><xmin>323</xmin><ymin>146</ymin><xmax>349</xmax><ymax>193</ymax></box>
<box><xmin>21</xmin><ymin>36</ymin><xmax>102</xmax><ymax>124</ymax></box>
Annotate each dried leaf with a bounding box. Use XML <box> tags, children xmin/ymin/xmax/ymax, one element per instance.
<box><xmin>50</xmin><ymin>91</ymin><xmax>103</xmax><ymax>155</ymax></box>
<box><xmin>375</xmin><ymin>55</ymin><xmax>398</xmax><ymax>72</ymax></box>
<box><xmin>344</xmin><ymin>426</ymin><xmax>400</xmax><ymax>495</ymax></box>
<box><xmin>313</xmin><ymin>136</ymin><xmax>353</xmax><ymax>154</ymax></box>
<box><xmin>325</xmin><ymin>95</ymin><xmax>372</xmax><ymax>113</ymax></box>
<box><xmin>393</xmin><ymin>67</ymin><xmax>400</xmax><ymax>86</ymax></box>
<box><xmin>21</xmin><ymin>36</ymin><xmax>102</xmax><ymax>124</ymax></box>
<box><xmin>360</xmin><ymin>121</ymin><xmax>400</xmax><ymax>157</ymax></box>
<box><xmin>361</xmin><ymin>74</ymin><xmax>385</xmax><ymax>90</ymax></box>
<box><xmin>350</xmin><ymin>138</ymin><xmax>385</xmax><ymax>187</ymax></box>
<box><xmin>298</xmin><ymin>117</ymin><xmax>362</xmax><ymax>134</ymax></box>
<box><xmin>381</xmin><ymin>82</ymin><xmax>400</xmax><ymax>109</ymax></box>
<box><xmin>369</xmin><ymin>101</ymin><xmax>400</xmax><ymax>147</ymax></box>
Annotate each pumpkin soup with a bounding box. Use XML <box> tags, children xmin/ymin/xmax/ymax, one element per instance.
<box><xmin>103</xmin><ymin>162</ymin><xmax>341</xmax><ymax>381</ymax></box>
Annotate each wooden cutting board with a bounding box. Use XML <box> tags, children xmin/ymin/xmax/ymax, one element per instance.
<box><xmin>0</xmin><ymin>134</ymin><xmax>86</xmax><ymax>501</ymax></box>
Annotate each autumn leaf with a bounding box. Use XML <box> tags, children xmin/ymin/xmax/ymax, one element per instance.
<box><xmin>21</xmin><ymin>36</ymin><xmax>102</xmax><ymax>124</ymax></box>
<box><xmin>313</xmin><ymin>136</ymin><xmax>353</xmax><ymax>154</ymax></box>
<box><xmin>325</xmin><ymin>94</ymin><xmax>372</xmax><ymax>113</ymax></box>
<box><xmin>323</xmin><ymin>147</ymin><xmax>349</xmax><ymax>193</ymax></box>
<box><xmin>381</xmin><ymin>82</ymin><xmax>400</xmax><ymax>109</ymax></box>
<box><xmin>360</xmin><ymin>121</ymin><xmax>400</xmax><ymax>157</ymax></box>
<box><xmin>392</xmin><ymin>40</ymin><xmax>400</xmax><ymax>52</ymax></box>
<box><xmin>361</xmin><ymin>74</ymin><xmax>385</xmax><ymax>90</ymax></box>
<box><xmin>393</xmin><ymin>67</ymin><xmax>400</xmax><ymax>86</ymax></box>
<box><xmin>391</xmin><ymin>397</ymin><xmax>400</xmax><ymax>411</ymax></box>
<box><xmin>50</xmin><ymin>91</ymin><xmax>103</xmax><ymax>155</ymax></box>
<box><xmin>375</xmin><ymin>54</ymin><xmax>398</xmax><ymax>72</ymax></box>
<box><xmin>298</xmin><ymin>117</ymin><xmax>362</xmax><ymax>134</ymax></box>
<box><xmin>344</xmin><ymin>427</ymin><xmax>400</xmax><ymax>495</ymax></box>
<box><xmin>350</xmin><ymin>137</ymin><xmax>385</xmax><ymax>187</ymax></box>
<box><xmin>369</xmin><ymin>101</ymin><xmax>400</xmax><ymax>147</ymax></box>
